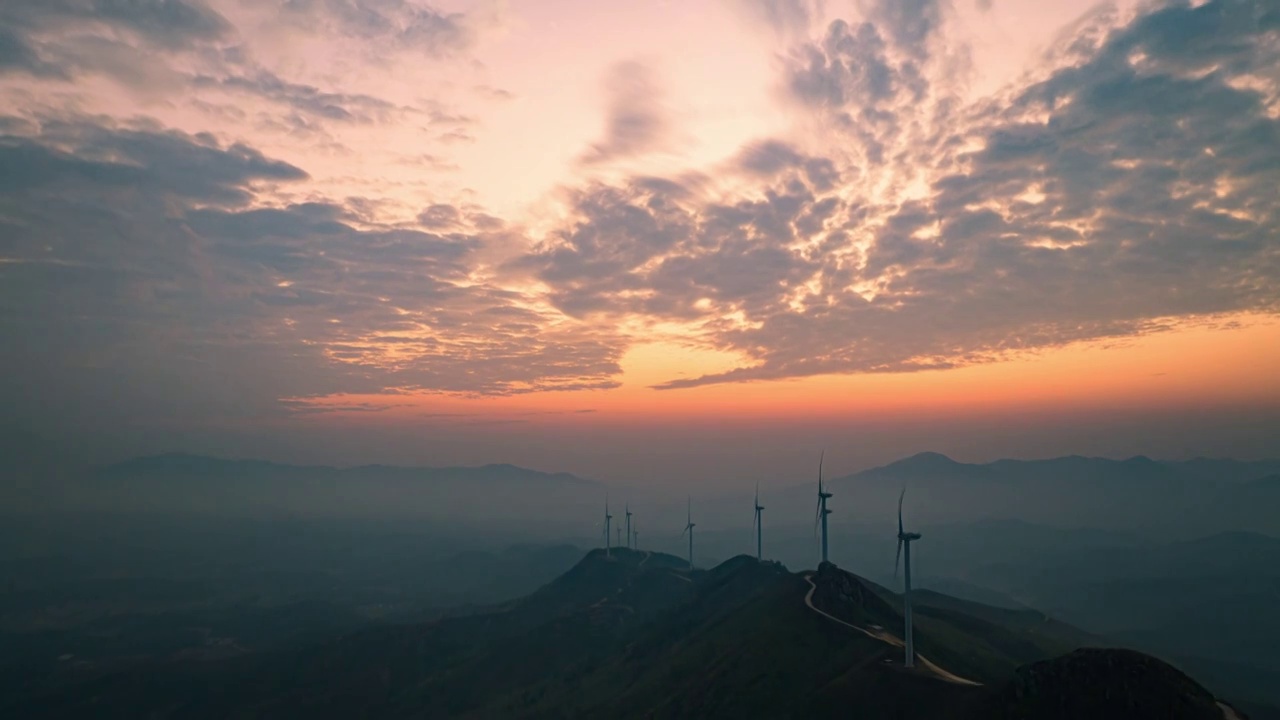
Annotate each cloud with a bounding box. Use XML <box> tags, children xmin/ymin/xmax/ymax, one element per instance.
<box><xmin>675</xmin><ymin>0</ymin><xmax>1280</xmax><ymax>387</ymax></box>
<box><xmin>0</xmin><ymin>0</ymin><xmax>231</xmax><ymax>80</ymax></box>
<box><xmin>0</xmin><ymin>114</ymin><xmax>624</xmax><ymax>436</ymax></box>
<box><xmin>783</xmin><ymin>17</ymin><xmax>934</xmax><ymax>167</ymax></box>
<box><xmin>3</xmin><ymin>0</ymin><xmax>1278</xmax><ymax>442</ymax></box>
<box><xmin>0</xmin><ymin>119</ymin><xmax>307</xmax><ymax>202</ymax></box>
<box><xmin>417</xmin><ymin>203</ymin><xmax>464</xmax><ymax>229</ymax></box>
<box><xmin>860</xmin><ymin>0</ymin><xmax>945</xmax><ymax>57</ymax></box>
<box><xmin>519</xmin><ymin>159</ymin><xmax>839</xmax><ymax>323</ymax></box>
<box><xmin>278</xmin><ymin>0</ymin><xmax>474</xmax><ymax>58</ymax></box>
<box><xmin>1</xmin><ymin>0</ymin><xmax>232</xmax><ymax>49</ymax></box>
<box><xmin>437</xmin><ymin>128</ymin><xmax>475</xmax><ymax>144</ymax></box>
<box><xmin>524</xmin><ymin>0</ymin><xmax>1280</xmax><ymax>390</ymax></box>
<box><xmin>1</xmin><ymin>1</ymin><xmax>468</xmax><ymax>132</ymax></box>
<box><xmin>397</xmin><ymin>154</ymin><xmax>459</xmax><ymax>172</ymax></box>
<box><xmin>578</xmin><ymin>60</ymin><xmax>672</xmax><ymax>165</ymax></box>
<box><xmin>737</xmin><ymin>0</ymin><xmax>823</xmax><ymax>38</ymax></box>
<box><xmin>194</xmin><ymin>69</ymin><xmax>401</xmax><ymax>123</ymax></box>
<box><xmin>737</xmin><ymin>139</ymin><xmax>841</xmax><ymax>191</ymax></box>
<box><xmin>473</xmin><ymin>84</ymin><xmax>514</xmax><ymax>101</ymax></box>
<box><xmin>0</xmin><ymin>25</ymin><xmax>66</xmax><ymax>77</ymax></box>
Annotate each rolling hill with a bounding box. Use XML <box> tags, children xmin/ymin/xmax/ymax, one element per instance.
<box><xmin>5</xmin><ymin>550</ymin><xmax>1258</xmax><ymax>719</ymax></box>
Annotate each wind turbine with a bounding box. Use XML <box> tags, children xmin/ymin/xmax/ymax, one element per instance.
<box><xmin>625</xmin><ymin>503</ymin><xmax>633</xmax><ymax>550</ymax></box>
<box><xmin>895</xmin><ymin>488</ymin><xmax>922</xmax><ymax>668</ymax></box>
<box><xmin>680</xmin><ymin>496</ymin><xmax>696</xmax><ymax>569</ymax></box>
<box><xmin>633</xmin><ymin>522</ymin><xmax>639</xmax><ymax>551</ymax></box>
<box><xmin>604</xmin><ymin>495</ymin><xmax>613</xmax><ymax>558</ymax></box>
<box><xmin>752</xmin><ymin>482</ymin><xmax>764</xmax><ymax>561</ymax></box>
<box><xmin>815</xmin><ymin>451</ymin><xmax>833</xmax><ymax>565</ymax></box>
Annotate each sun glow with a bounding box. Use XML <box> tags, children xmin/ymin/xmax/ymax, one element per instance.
<box><xmin>281</xmin><ymin>312</ymin><xmax>1280</xmax><ymax>425</ymax></box>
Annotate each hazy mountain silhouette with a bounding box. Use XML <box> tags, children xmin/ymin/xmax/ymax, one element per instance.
<box><xmin>98</xmin><ymin>453</ymin><xmax>600</xmax><ymax>487</ymax></box>
<box><xmin>823</xmin><ymin>452</ymin><xmax>1280</xmax><ymax>536</ymax></box>
<box><xmin>1248</xmin><ymin>474</ymin><xmax>1280</xmax><ymax>489</ymax></box>
<box><xmin>24</xmin><ymin>451</ymin><xmax>1274</xmax><ymax>538</ymax></box>
<box><xmin>51</xmin><ymin>454</ymin><xmax>607</xmax><ymax>527</ymax></box>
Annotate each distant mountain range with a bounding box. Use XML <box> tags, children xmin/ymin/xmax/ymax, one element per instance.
<box><xmin>62</xmin><ymin>453</ymin><xmax>606</xmax><ymax>527</ymax></box>
<box><xmin>846</xmin><ymin>451</ymin><xmax>1280</xmax><ymax>485</ymax></box>
<box><xmin>41</xmin><ymin>450</ymin><xmax>1279</xmax><ymax>537</ymax></box>
<box><xmin>98</xmin><ymin>450</ymin><xmax>1280</xmax><ymax>489</ymax></box>
<box><xmin>813</xmin><ymin>452</ymin><xmax>1280</xmax><ymax>536</ymax></box>
<box><xmin>5</xmin><ymin>550</ymin><xmax>1260</xmax><ymax>719</ymax></box>
<box><xmin>98</xmin><ymin>452</ymin><xmax>601</xmax><ymax>487</ymax></box>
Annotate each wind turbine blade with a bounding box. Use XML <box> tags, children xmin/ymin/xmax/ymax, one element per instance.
<box><xmin>895</xmin><ymin>538</ymin><xmax>903</xmax><ymax>579</ymax></box>
<box><xmin>818</xmin><ymin>450</ymin><xmax>825</xmax><ymax>492</ymax></box>
<box><xmin>898</xmin><ymin>488</ymin><xmax>906</xmax><ymax>536</ymax></box>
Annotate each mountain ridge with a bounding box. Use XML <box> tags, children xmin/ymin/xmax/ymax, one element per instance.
<box><xmin>8</xmin><ymin>549</ymin><xmax>1259</xmax><ymax>719</ymax></box>
<box><xmin>838</xmin><ymin>452</ymin><xmax>1280</xmax><ymax>485</ymax></box>
<box><xmin>98</xmin><ymin>453</ymin><xmax>602</xmax><ymax>486</ymax></box>
<box><xmin>99</xmin><ymin>451</ymin><xmax>1280</xmax><ymax>483</ymax></box>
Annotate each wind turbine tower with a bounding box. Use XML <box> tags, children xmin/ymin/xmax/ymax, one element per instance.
<box><xmin>604</xmin><ymin>496</ymin><xmax>613</xmax><ymax>558</ymax></box>
<box><xmin>625</xmin><ymin>503</ymin><xmax>633</xmax><ymax>550</ymax></box>
<box><xmin>815</xmin><ymin>451</ymin><xmax>833</xmax><ymax>565</ymax></box>
<box><xmin>681</xmin><ymin>497</ymin><xmax>696</xmax><ymax>569</ymax></box>
<box><xmin>633</xmin><ymin>523</ymin><xmax>639</xmax><ymax>551</ymax></box>
<box><xmin>895</xmin><ymin>488</ymin><xmax>922</xmax><ymax>668</ymax></box>
<box><xmin>752</xmin><ymin>482</ymin><xmax>764</xmax><ymax>561</ymax></box>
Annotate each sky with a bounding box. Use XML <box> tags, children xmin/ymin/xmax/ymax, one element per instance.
<box><xmin>2</xmin><ymin>0</ymin><xmax>1279</xmax><ymax>485</ymax></box>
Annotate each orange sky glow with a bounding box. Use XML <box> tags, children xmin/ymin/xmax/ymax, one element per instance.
<box><xmin>2</xmin><ymin>0</ymin><xmax>1278</xmax><ymax>477</ymax></box>
<box><xmin>283</xmin><ymin>311</ymin><xmax>1280</xmax><ymax>423</ymax></box>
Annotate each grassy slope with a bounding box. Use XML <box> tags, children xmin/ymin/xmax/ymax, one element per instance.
<box><xmin>492</xmin><ymin>560</ymin><xmax>908</xmax><ymax>719</ymax></box>
<box><xmin>485</xmin><ymin>558</ymin><xmax>1094</xmax><ymax>719</ymax></box>
<box><xmin>809</xmin><ymin>565</ymin><xmax>1094</xmax><ymax>685</ymax></box>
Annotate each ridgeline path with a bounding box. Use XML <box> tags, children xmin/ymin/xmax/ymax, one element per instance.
<box><xmin>802</xmin><ymin>573</ymin><xmax>982</xmax><ymax>687</ymax></box>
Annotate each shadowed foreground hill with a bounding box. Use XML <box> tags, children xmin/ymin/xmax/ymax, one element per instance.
<box><xmin>975</xmin><ymin>648</ymin><xmax>1235</xmax><ymax>720</ymax></box>
<box><xmin>5</xmin><ymin>551</ymin><xmax>1257</xmax><ymax>719</ymax></box>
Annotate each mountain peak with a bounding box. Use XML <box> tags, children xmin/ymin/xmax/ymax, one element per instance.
<box><xmin>1122</xmin><ymin>455</ymin><xmax>1157</xmax><ymax>465</ymax></box>
<box><xmin>872</xmin><ymin>451</ymin><xmax>971</xmax><ymax>475</ymax></box>
<box><xmin>902</xmin><ymin>451</ymin><xmax>959</xmax><ymax>465</ymax></box>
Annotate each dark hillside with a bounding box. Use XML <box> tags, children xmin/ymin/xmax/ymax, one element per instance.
<box><xmin>5</xmin><ymin>553</ymin><xmax>1264</xmax><ymax>720</ymax></box>
<box><xmin>972</xmin><ymin>648</ymin><xmax>1240</xmax><ymax>720</ymax></box>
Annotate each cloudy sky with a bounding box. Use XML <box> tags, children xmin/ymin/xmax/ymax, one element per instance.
<box><xmin>2</xmin><ymin>0</ymin><xmax>1278</xmax><ymax>484</ymax></box>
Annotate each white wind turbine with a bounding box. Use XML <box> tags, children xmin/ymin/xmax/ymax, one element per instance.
<box><xmin>895</xmin><ymin>488</ymin><xmax>922</xmax><ymax>668</ymax></box>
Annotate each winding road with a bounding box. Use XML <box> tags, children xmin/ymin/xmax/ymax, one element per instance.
<box><xmin>799</xmin><ymin>575</ymin><xmax>1240</xmax><ymax>719</ymax></box>
<box><xmin>802</xmin><ymin>574</ymin><xmax>982</xmax><ymax>687</ymax></box>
